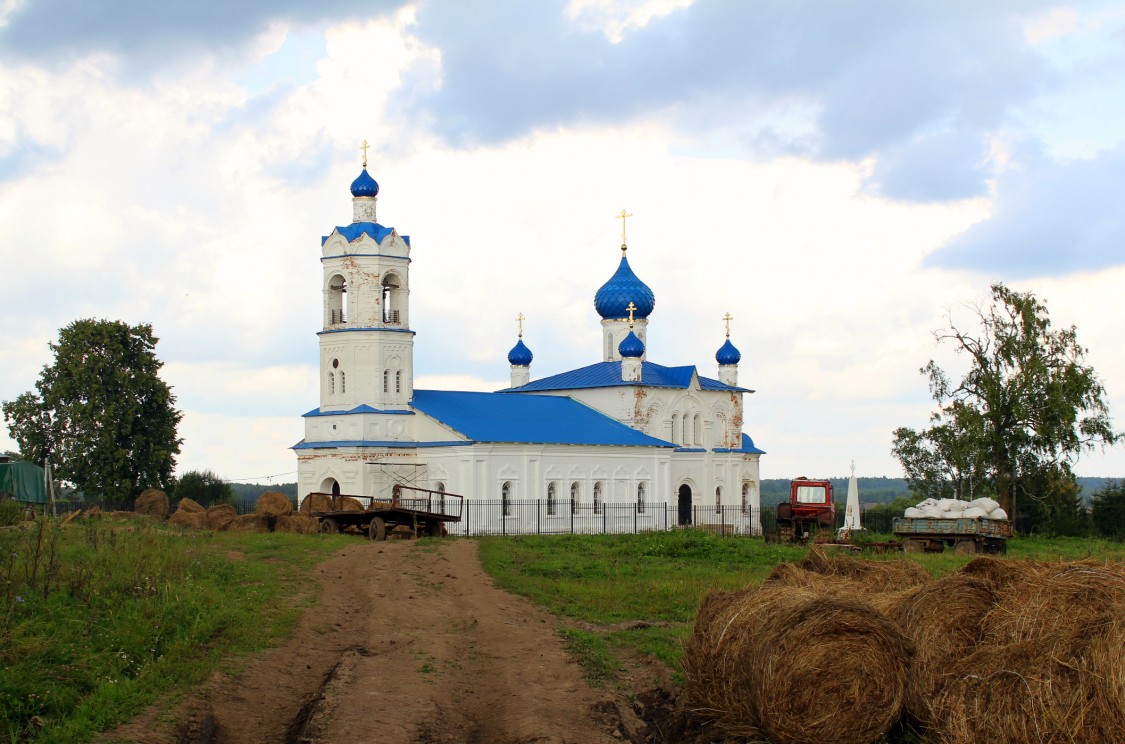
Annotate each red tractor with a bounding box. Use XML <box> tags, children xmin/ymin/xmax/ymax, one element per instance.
<box><xmin>775</xmin><ymin>477</ymin><xmax>836</xmax><ymax>543</ymax></box>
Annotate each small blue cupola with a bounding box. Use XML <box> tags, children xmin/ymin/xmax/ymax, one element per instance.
<box><xmin>716</xmin><ymin>338</ymin><xmax>741</xmax><ymax>365</ymax></box>
<box><xmin>350</xmin><ymin>168</ymin><xmax>380</xmax><ymax>198</ymax></box>
<box><xmin>508</xmin><ymin>339</ymin><xmax>533</xmax><ymax>366</ymax></box>
<box><xmin>594</xmin><ymin>255</ymin><xmax>655</xmax><ymax>320</ymax></box>
<box><xmin>618</xmin><ymin>330</ymin><xmax>644</xmax><ymax>358</ymax></box>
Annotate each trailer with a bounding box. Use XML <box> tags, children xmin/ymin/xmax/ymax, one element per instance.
<box><xmin>892</xmin><ymin>516</ymin><xmax>1012</xmax><ymax>555</ymax></box>
<box><xmin>310</xmin><ymin>484</ymin><xmax>462</xmax><ymax>540</ymax></box>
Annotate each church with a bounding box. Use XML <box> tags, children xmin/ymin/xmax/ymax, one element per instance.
<box><xmin>293</xmin><ymin>159</ymin><xmax>765</xmax><ymax>533</ymax></box>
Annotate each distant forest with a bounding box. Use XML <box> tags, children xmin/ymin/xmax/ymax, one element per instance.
<box><xmin>228</xmin><ymin>478</ymin><xmax>1118</xmax><ymax>507</ymax></box>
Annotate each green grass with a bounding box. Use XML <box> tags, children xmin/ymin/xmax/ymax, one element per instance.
<box><xmin>0</xmin><ymin>516</ymin><xmax>351</xmax><ymax>743</ymax></box>
<box><xmin>479</xmin><ymin>530</ymin><xmax>1125</xmax><ymax>686</ymax></box>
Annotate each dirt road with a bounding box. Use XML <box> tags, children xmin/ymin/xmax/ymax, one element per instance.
<box><xmin>107</xmin><ymin>539</ymin><xmax>664</xmax><ymax>744</ymax></box>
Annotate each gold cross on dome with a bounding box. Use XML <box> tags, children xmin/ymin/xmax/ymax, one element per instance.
<box><xmin>616</xmin><ymin>209</ymin><xmax>633</xmax><ymax>253</ymax></box>
<box><xmin>722</xmin><ymin>312</ymin><xmax>733</xmax><ymax>338</ymax></box>
<box><xmin>516</xmin><ymin>312</ymin><xmax>525</xmax><ymax>338</ymax></box>
<box><xmin>626</xmin><ymin>301</ymin><xmax>637</xmax><ymax>328</ymax></box>
<box><xmin>360</xmin><ymin>139</ymin><xmax>370</xmax><ymax>168</ymax></box>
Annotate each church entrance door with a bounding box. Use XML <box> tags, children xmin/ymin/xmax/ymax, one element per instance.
<box><xmin>677</xmin><ymin>485</ymin><xmax>692</xmax><ymax>526</ymax></box>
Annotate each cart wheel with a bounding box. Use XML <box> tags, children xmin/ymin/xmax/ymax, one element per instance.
<box><xmin>319</xmin><ymin>518</ymin><xmax>340</xmax><ymax>535</ymax></box>
<box><xmin>954</xmin><ymin>539</ymin><xmax>978</xmax><ymax>556</ymax></box>
<box><xmin>368</xmin><ymin>517</ymin><xmax>387</xmax><ymax>541</ymax></box>
<box><xmin>902</xmin><ymin>539</ymin><xmax>923</xmax><ymax>554</ymax></box>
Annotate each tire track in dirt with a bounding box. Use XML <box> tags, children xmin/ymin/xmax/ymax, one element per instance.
<box><xmin>105</xmin><ymin>539</ymin><xmax>636</xmax><ymax>744</ymax></box>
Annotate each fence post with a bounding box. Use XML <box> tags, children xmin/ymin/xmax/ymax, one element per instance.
<box><xmin>537</xmin><ymin>499</ymin><xmax>541</xmax><ymax>535</ymax></box>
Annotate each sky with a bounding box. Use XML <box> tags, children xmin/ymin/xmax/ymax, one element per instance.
<box><xmin>1</xmin><ymin>0</ymin><xmax>1124</xmax><ymax>484</ymax></box>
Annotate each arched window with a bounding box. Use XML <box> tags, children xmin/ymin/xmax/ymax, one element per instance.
<box><xmin>671</xmin><ymin>414</ymin><xmax>680</xmax><ymax>444</ymax></box>
<box><xmin>383</xmin><ymin>370</ymin><xmax>389</xmax><ymax>393</ymax></box>
<box><xmin>435</xmin><ymin>482</ymin><xmax>446</xmax><ymax>513</ymax></box>
<box><xmin>328</xmin><ymin>275</ymin><xmax>347</xmax><ymax>324</ymax></box>
<box><xmin>593</xmin><ymin>482</ymin><xmax>603</xmax><ymax>515</ymax></box>
<box><xmin>382</xmin><ymin>274</ymin><xmax>401</xmax><ymax>324</ymax></box>
<box><xmin>570</xmin><ymin>482</ymin><xmax>580</xmax><ymax>515</ymax></box>
<box><xmin>694</xmin><ymin>414</ymin><xmax>702</xmax><ymax>446</ymax></box>
<box><xmin>502</xmin><ymin>481</ymin><xmax>513</xmax><ymax>517</ymax></box>
<box><xmin>715</xmin><ymin>486</ymin><xmax>722</xmax><ymax>514</ymax></box>
<box><xmin>328</xmin><ymin>371</ymin><xmax>335</xmax><ymax>395</ymax></box>
<box><xmin>395</xmin><ymin>370</ymin><xmax>402</xmax><ymax>394</ymax></box>
<box><xmin>637</xmin><ymin>482</ymin><xmax>646</xmax><ymax>514</ymax></box>
<box><xmin>742</xmin><ymin>482</ymin><xmax>750</xmax><ymax>515</ymax></box>
<box><xmin>340</xmin><ymin>370</ymin><xmax>346</xmax><ymax>394</ymax></box>
<box><xmin>547</xmin><ymin>482</ymin><xmax>558</xmax><ymax>516</ymax></box>
<box><xmin>682</xmin><ymin>414</ymin><xmax>690</xmax><ymax>445</ymax></box>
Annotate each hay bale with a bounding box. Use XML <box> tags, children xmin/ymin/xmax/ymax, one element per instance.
<box><xmin>255</xmin><ymin>491</ymin><xmax>293</xmax><ymax>517</ymax></box>
<box><xmin>885</xmin><ymin>574</ymin><xmax>998</xmax><ymax>726</ymax></box>
<box><xmin>795</xmin><ymin>546</ymin><xmax>932</xmax><ymax>589</ymax></box>
<box><xmin>683</xmin><ymin>584</ymin><xmax>914</xmax><ymax>744</ymax></box>
<box><xmin>230</xmin><ymin>513</ymin><xmax>268</xmax><ymax>533</ymax></box>
<box><xmin>168</xmin><ymin>510</ymin><xmax>206</xmax><ymax>529</ymax></box>
<box><xmin>274</xmin><ymin>514</ymin><xmax>319</xmax><ymax>534</ymax></box>
<box><xmin>205</xmin><ymin>504</ymin><xmax>237</xmax><ymax>531</ymax></box>
<box><xmin>176</xmin><ymin>497</ymin><xmax>205</xmax><ymax>514</ymax></box>
<box><xmin>299</xmin><ymin>493</ymin><xmax>334</xmax><ymax>515</ymax></box>
<box><xmin>84</xmin><ymin>505</ymin><xmax>101</xmax><ymax>518</ymax></box>
<box><xmin>339</xmin><ymin>496</ymin><xmax>364</xmax><ymax>512</ymax></box>
<box><xmin>135</xmin><ymin>488</ymin><xmax>170</xmax><ymax>520</ymax></box>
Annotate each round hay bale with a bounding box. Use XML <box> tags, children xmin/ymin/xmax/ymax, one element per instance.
<box><xmin>795</xmin><ymin>546</ymin><xmax>931</xmax><ymax>589</ymax></box>
<box><xmin>682</xmin><ymin>584</ymin><xmax>914</xmax><ymax>744</ymax></box>
<box><xmin>339</xmin><ymin>496</ymin><xmax>364</xmax><ymax>512</ymax></box>
<box><xmin>886</xmin><ymin>574</ymin><xmax>998</xmax><ymax>726</ymax></box>
<box><xmin>168</xmin><ymin>510</ymin><xmax>206</xmax><ymax>529</ymax></box>
<box><xmin>134</xmin><ymin>488</ymin><xmax>170</xmax><ymax>520</ymax></box>
<box><xmin>255</xmin><ymin>491</ymin><xmax>293</xmax><ymax>517</ymax></box>
<box><xmin>299</xmin><ymin>493</ymin><xmax>334</xmax><ymax>515</ymax></box>
<box><xmin>230</xmin><ymin>513</ymin><xmax>268</xmax><ymax>533</ymax></box>
<box><xmin>276</xmin><ymin>514</ymin><xmax>319</xmax><ymax>534</ymax></box>
<box><xmin>205</xmin><ymin>504</ymin><xmax>237</xmax><ymax>531</ymax></box>
<box><xmin>175</xmin><ymin>497</ymin><xmax>205</xmax><ymax>514</ymax></box>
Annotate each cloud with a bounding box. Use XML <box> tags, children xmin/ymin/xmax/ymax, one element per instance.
<box><xmin>927</xmin><ymin>144</ymin><xmax>1125</xmax><ymax>276</ymax></box>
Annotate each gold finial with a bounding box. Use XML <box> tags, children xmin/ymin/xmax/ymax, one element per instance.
<box><xmin>626</xmin><ymin>301</ymin><xmax>637</xmax><ymax>328</ymax></box>
<box><xmin>722</xmin><ymin>312</ymin><xmax>733</xmax><ymax>338</ymax></box>
<box><xmin>360</xmin><ymin>139</ymin><xmax>370</xmax><ymax>169</ymax></box>
<box><xmin>616</xmin><ymin>209</ymin><xmax>633</xmax><ymax>253</ymax></box>
<box><xmin>516</xmin><ymin>312</ymin><xmax>525</xmax><ymax>338</ymax></box>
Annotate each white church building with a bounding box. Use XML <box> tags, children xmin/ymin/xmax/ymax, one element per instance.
<box><xmin>293</xmin><ymin>162</ymin><xmax>765</xmax><ymax>534</ymax></box>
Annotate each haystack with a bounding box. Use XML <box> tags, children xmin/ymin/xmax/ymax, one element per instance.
<box><xmin>795</xmin><ymin>546</ymin><xmax>931</xmax><ymax>589</ymax></box>
<box><xmin>276</xmin><ymin>514</ymin><xmax>319</xmax><ymax>534</ymax></box>
<box><xmin>683</xmin><ymin>584</ymin><xmax>914</xmax><ymax>744</ymax></box>
<box><xmin>205</xmin><ymin>504</ymin><xmax>237</xmax><ymax>531</ymax></box>
<box><xmin>299</xmin><ymin>493</ymin><xmax>334</xmax><ymax>515</ymax></box>
<box><xmin>885</xmin><ymin>574</ymin><xmax>997</xmax><ymax>726</ymax></box>
<box><xmin>255</xmin><ymin>491</ymin><xmax>293</xmax><ymax>517</ymax></box>
<box><xmin>765</xmin><ymin>560</ymin><xmax>924</xmax><ymax>614</ymax></box>
<box><xmin>230</xmin><ymin>513</ymin><xmax>268</xmax><ymax>532</ymax></box>
<box><xmin>168</xmin><ymin>510</ymin><xmax>206</xmax><ymax>529</ymax></box>
<box><xmin>135</xmin><ymin>488</ymin><xmax>169</xmax><ymax>520</ymax></box>
<box><xmin>339</xmin><ymin>496</ymin><xmax>364</xmax><ymax>512</ymax></box>
<box><xmin>176</xmin><ymin>497</ymin><xmax>205</xmax><ymax>514</ymax></box>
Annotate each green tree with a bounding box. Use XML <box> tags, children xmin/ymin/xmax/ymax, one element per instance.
<box><xmin>892</xmin><ymin>400</ymin><xmax>992</xmax><ymax>501</ymax></box>
<box><xmin>893</xmin><ymin>283</ymin><xmax>1116</xmax><ymax>518</ymax></box>
<box><xmin>172</xmin><ymin>469</ymin><xmax>234</xmax><ymax>507</ymax></box>
<box><xmin>2</xmin><ymin>319</ymin><xmax>183</xmax><ymax>502</ymax></box>
<box><xmin>1090</xmin><ymin>480</ymin><xmax>1125</xmax><ymax>541</ymax></box>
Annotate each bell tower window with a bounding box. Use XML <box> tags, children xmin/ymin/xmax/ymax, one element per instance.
<box><xmin>328</xmin><ymin>276</ymin><xmax>347</xmax><ymax>325</ymax></box>
<box><xmin>382</xmin><ymin>274</ymin><xmax>402</xmax><ymax>324</ymax></box>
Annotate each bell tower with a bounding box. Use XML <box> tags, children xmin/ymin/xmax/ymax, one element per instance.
<box><xmin>318</xmin><ymin>147</ymin><xmax>414</xmax><ymax>412</ymax></box>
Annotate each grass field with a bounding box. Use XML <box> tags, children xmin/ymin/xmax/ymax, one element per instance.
<box><xmin>0</xmin><ymin>516</ymin><xmax>352</xmax><ymax>743</ymax></box>
<box><xmin>478</xmin><ymin>530</ymin><xmax>1125</xmax><ymax>685</ymax></box>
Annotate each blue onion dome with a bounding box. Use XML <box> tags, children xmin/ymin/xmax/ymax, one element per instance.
<box><xmin>716</xmin><ymin>338</ymin><xmax>741</xmax><ymax>365</ymax></box>
<box><xmin>350</xmin><ymin>168</ymin><xmax>380</xmax><ymax>197</ymax></box>
<box><xmin>594</xmin><ymin>256</ymin><xmax>655</xmax><ymax>320</ymax></box>
<box><xmin>618</xmin><ymin>330</ymin><xmax>645</xmax><ymax>358</ymax></box>
<box><xmin>508</xmin><ymin>338</ymin><xmax>533</xmax><ymax>366</ymax></box>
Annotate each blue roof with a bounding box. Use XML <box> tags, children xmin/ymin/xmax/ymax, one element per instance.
<box><xmin>411</xmin><ymin>389</ymin><xmax>673</xmax><ymax>447</ymax></box>
<box><xmin>594</xmin><ymin>255</ymin><xmax>655</xmax><ymax>320</ymax></box>
<box><xmin>302</xmin><ymin>404</ymin><xmax>413</xmax><ymax>417</ymax></box>
<box><xmin>292</xmin><ymin>439</ymin><xmax>468</xmax><ymax>450</ymax></box>
<box><xmin>713</xmin><ymin>433</ymin><xmax>765</xmax><ymax>455</ymax></box>
<box><xmin>508</xmin><ymin>338</ymin><xmax>533</xmax><ymax>366</ymax></box>
<box><xmin>499</xmin><ymin>360</ymin><xmax>752</xmax><ymax>393</ymax></box>
<box><xmin>716</xmin><ymin>338</ymin><xmax>742</xmax><ymax>365</ymax></box>
<box><xmin>322</xmin><ymin>222</ymin><xmax>411</xmax><ymax>247</ymax></box>
<box><xmin>618</xmin><ymin>330</ymin><xmax>644</xmax><ymax>358</ymax></box>
<box><xmin>350</xmin><ymin>168</ymin><xmax>379</xmax><ymax>197</ymax></box>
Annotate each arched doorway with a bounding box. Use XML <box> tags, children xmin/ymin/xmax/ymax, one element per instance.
<box><xmin>677</xmin><ymin>484</ymin><xmax>693</xmax><ymax>526</ymax></box>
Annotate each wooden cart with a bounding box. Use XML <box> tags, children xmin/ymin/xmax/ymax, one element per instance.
<box><xmin>309</xmin><ymin>485</ymin><xmax>462</xmax><ymax>540</ymax></box>
<box><xmin>892</xmin><ymin>516</ymin><xmax>1012</xmax><ymax>555</ymax></box>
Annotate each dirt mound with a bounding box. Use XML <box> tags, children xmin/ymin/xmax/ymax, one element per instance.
<box><xmin>256</xmin><ymin>491</ymin><xmax>293</xmax><ymax>517</ymax></box>
<box><xmin>176</xmin><ymin>497</ymin><xmax>205</xmax><ymax>514</ymax></box>
<box><xmin>204</xmin><ymin>504</ymin><xmax>237</xmax><ymax>531</ymax></box>
<box><xmin>168</xmin><ymin>510</ymin><xmax>206</xmax><ymax>529</ymax></box>
<box><xmin>135</xmin><ymin>489</ymin><xmax>169</xmax><ymax>520</ymax></box>
<box><xmin>299</xmin><ymin>493</ymin><xmax>333</xmax><ymax>515</ymax></box>
<box><xmin>682</xmin><ymin>584</ymin><xmax>913</xmax><ymax>744</ymax></box>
